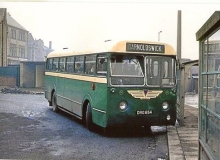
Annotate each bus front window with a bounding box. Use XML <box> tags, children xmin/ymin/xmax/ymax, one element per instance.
<box><xmin>110</xmin><ymin>55</ymin><xmax>144</xmax><ymax>86</ymax></box>
<box><xmin>146</xmin><ymin>56</ymin><xmax>176</xmax><ymax>87</ymax></box>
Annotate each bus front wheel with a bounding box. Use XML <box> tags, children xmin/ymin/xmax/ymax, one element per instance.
<box><xmin>86</xmin><ymin>103</ymin><xmax>94</xmax><ymax>131</ymax></box>
<box><xmin>52</xmin><ymin>93</ymin><xmax>58</xmax><ymax>112</ymax></box>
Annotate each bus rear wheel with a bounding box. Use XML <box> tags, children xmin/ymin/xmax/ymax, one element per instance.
<box><xmin>86</xmin><ymin>103</ymin><xmax>94</xmax><ymax>131</ymax></box>
<box><xmin>52</xmin><ymin>92</ymin><xmax>58</xmax><ymax>112</ymax></box>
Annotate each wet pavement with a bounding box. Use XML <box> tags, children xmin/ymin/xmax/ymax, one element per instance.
<box><xmin>168</xmin><ymin>94</ymin><xmax>198</xmax><ymax>160</ymax></box>
<box><xmin>0</xmin><ymin>87</ymin><xmax>199</xmax><ymax>160</ymax></box>
<box><xmin>0</xmin><ymin>91</ymin><xmax>169</xmax><ymax>160</ymax></box>
<box><xmin>185</xmin><ymin>93</ymin><xmax>198</xmax><ymax>108</ymax></box>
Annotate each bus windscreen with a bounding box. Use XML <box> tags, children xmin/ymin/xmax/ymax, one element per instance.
<box><xmin>110</xmin><ymin>54</ymin><xmax>176</xmax><ymax>86</ymax></box>
<box><xmin>110</xmin><ymin>55</ymin><xmax>144</xmax><ymax>85</ymax></box>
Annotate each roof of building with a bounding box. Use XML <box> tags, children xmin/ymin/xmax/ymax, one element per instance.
<box><xmin>7</xmin><ymin>13</ymin><xmax>27</xmax><ymax>31</ymax></box>
<box><xmin>182</xmin><ymin>59</ymin><xmax>199</xmax><ymax>65</ymax></box>
<box><xmin>196</xmin><ymin>11</ymin><xmax>220</xmax><ymax>41</ymax></box>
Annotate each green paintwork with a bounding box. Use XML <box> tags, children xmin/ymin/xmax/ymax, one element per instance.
<box><xmin>45</xmin><ymin>74</ymin><xmax>176</xmax><ymax>128</ymax></box>
<box><xmin>106</xmin><ymin>87</ymin><xmax>176</xmax><ymax>127</ymax></box>
<box><xmin>45</xmin><ymin>50</ymin><xmax>177</xmax><ymax>128</ymax></box>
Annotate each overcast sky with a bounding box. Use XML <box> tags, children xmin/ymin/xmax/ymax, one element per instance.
<box><xmin>1</xmin><ymin>1</ymin><xmax>219</xmax><ymax>60</ymax></box>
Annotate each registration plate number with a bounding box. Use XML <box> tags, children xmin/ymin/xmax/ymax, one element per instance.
<box><xmin>137</xmin><ymin>110</ymin><xmax>153</xmax><ymax>115</ymax></box>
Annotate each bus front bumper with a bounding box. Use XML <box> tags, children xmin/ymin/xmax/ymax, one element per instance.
<box><xmin>106</xmin><ymin>112</ymin><xmax>176</xmax><ymax>128</ymax></box>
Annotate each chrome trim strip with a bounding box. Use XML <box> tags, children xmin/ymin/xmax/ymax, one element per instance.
<box><xmin>58</xmin><ymin>107</ymin><xmax>82</xmax><ymax>120</ymax></box>
<box><xmin>57</xmin><ymin>94</ymin><xmax>81</xmax><ymax>105</ymax></box>
<box><xmin>127</xmin><ymin>90</ymin><xmax>163</xmax><ymax>99</ymax></box>
<box><xmin>93</xmin><ymin>108</ymin><xmax>106</xmax><ymax>114</ymax></box>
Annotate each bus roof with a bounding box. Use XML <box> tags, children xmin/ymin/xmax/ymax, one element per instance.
<box><xmin>47</xmin><ymin>40</ymin><xmax>176</xmax><ymax>58</ymax></box>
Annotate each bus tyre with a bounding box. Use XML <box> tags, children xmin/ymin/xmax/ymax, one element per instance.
<box><xmin>86</xmin><ymin>103</ymin><xmax>93</xmax><ymax>131</ymax></box>
<box><xmin>52</xmin><ymin>93</ymin><xmax>58</xmax><ymax>112</ymax></box>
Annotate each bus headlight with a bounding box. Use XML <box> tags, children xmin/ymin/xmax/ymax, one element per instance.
<box><xmin>162</xmin><ymin>102</ymin><xmax>169</xmax><ymax>110</ymax></box>
<box><xmin>119</xmin><ymin>101</ymin><xmax>127</xmax><ymax>111</ymax></box>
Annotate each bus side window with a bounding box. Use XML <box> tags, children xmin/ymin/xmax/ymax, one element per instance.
<box><xmin>46</xmin><ymin>58</ymin><xmax>53</xmax><ymax>71</ymax></box>
<box><xmin>59</xmin><ymin>57</ymin><xmax>66</xmax><ymax>72</ymax></box>
<box><xmin>75</xmin><ymin>56</ymin><xmax>84</xmax><ymax>74</ymax></box>
<box><xmin>52</xmin><ymin>58</ymin><xmax>59</xmax><ymax>72</ymax></box>
<box><xmin>75</xmin><ymin>63</ymin><xmax>82</xmax><ymax>73</ymax></box>
<box><xmin>85</xmin><ymin>55</ymin><xmax>96</xmax><ymax>75</ymax></box>
<box><xmin>97</xmin><ymin>55</ymin><xmax>107</xmax><ymax>76</ymax></box>
<box><xmin>66</xmin><ymin>56</ymin><xmax>74</xmax><ymax>73</ymax></box>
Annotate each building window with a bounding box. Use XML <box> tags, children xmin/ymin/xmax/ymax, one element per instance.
<box><xmin>11</xmin><ymin>29</ymin><xmax>16</xmax><ymax>39</ymax></box>
<box><xmin>19</xmin><ymin>46</ymin><xmax>25</xmax><ymax>58</ymax></box>
<box><xmin>18</xmin><ymin>31</ymin><xmax>25</xmax><ymax>41</ymax></box>
<box><xmin>10</xmin><ymin>43</ymin><xmax>17</xmax><ymax>57</ymax></box>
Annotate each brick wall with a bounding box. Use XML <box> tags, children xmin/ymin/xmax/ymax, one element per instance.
<box><xmin>0</xmin><ymin>66</ymin><xmax>20</xmax><ymax>87</ymax></box>
<box><xmin>0</xmin><ymin>76</ymin><xmax>16</xmax><ymax>87</ymax></box>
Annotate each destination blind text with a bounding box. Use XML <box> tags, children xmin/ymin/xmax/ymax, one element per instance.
<box><xmin>126</xmin><ymin>43</ymin><xmax>165</xmax><ymax>53</ymax></box>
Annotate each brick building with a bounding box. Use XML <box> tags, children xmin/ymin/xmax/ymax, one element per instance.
<box><xmin>0</xmin><ymin>10</ymin><xmax>53</xmax><ymax>87</ymax></box>
<box><xmin>28</xmin><ymin>33</ymin><xmax>53</xmax><ymax>61</ymax></box>
<box><xmin>6</xmin><ymin>12</ymin><xmax>53</xmax><ymax>65</ymax></box>
<box><xmin>7</xmin><ymin>13</ymin><xmax>28</xmax><ymax>65</ymax></box>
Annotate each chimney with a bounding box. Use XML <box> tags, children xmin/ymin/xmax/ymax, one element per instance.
<box><xmin>49</xmin><ymin>41</ymin><xmax>52</xmax><ymax>49</ymax></box>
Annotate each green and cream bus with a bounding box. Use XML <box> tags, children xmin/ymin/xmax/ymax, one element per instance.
<box><xmin>45</xmin><ymin>40</ymin><xmax>177</xmax><ymax>131</ymax></box>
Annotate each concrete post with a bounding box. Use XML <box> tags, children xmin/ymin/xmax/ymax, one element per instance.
<box><xmin>177</xmin><ymin>10</ymin><xmax>181</xmax><ymax>61</ymax></box>
<box><xmin>177</xmin><ymin>10</ymin><xmax>185</xmax><ymax>125</ymax></box>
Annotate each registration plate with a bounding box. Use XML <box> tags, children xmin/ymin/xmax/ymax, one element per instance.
<box><xmin>137</xmin><ymin>110</ymin><xmax>153</xmax><ymax>115</ymax></box>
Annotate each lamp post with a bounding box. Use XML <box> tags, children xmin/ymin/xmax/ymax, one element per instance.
<box><xmin>158</xmin><ymin>31</ymin><xmax>162</xmax><ymax>41</ymax></box>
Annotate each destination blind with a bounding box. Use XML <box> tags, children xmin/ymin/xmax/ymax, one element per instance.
<box><xmin>126</xmin><ymin>43</ymin><xmax>165</xmax><ymax>53</ymax></box>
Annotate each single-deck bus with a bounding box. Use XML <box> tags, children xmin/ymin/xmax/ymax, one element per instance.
<box><xmin>45</xmin><ymin>40</ymin><xmax>177</xmax><ymax>131</ymax></box>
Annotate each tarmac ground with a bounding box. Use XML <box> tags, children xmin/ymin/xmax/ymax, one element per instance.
<box><xmin>0</xmin><ymin>87</ymin><xmax>199</xmax><ymax>159</ymax></box>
